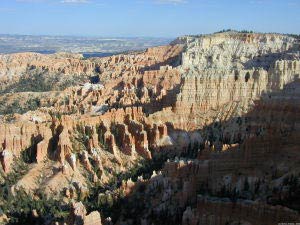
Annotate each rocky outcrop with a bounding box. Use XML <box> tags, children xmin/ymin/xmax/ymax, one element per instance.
<box><xmin>69</xmin><ymin>202</ymin><xmax>87</xmax><ymax>225</ymax></box>
<box><xmin>69</xmin><ymin>202</ymin><xmax>102</xmax><ymax>225</ymax></box>
<box><xmin>84</xmin><ymin>211</ymin><xmax>102</xmax><ymax>225</ymax></box>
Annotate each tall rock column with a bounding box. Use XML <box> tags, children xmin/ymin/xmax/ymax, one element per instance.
<box><xmin>0</xmin><ymin>149</ymin><xmax>13</xmax><ymax>173</ymax></box>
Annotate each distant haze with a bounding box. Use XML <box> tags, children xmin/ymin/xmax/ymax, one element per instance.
<box><xmin>0</xmin><ymin>34</ymin><xmax>172</xmax><ymax>54</ymax></box>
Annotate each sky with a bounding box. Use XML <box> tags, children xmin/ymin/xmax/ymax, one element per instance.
<box><xmin>0</xmin><ymin>0</ymin><xmax>299</xmax><ymax>37</ymax></box>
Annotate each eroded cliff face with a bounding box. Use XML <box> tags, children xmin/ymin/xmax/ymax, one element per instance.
<box><xmin>152</xmin><ymin>33</ymin><xmax>300</xmax><ymax>131</ymax></box>
<box><xmin>0</xmin><ymin>32</ymin><xmax>299</xmax><ymax>224</ymax></box>
<box><xmin>131</xmin><ymin>79</ymin><xmax>300</xmax><ymax>225</ymax></box>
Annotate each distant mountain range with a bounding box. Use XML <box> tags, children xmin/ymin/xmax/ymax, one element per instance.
<box><xmin>0</xmin><ymin>34</ymin><xmax>172</xmax><ymax>56</ymax></box>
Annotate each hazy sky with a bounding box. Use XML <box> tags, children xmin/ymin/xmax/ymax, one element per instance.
<box><xmin>0</xmin><ymin>0</ymin><xmax>299</xmax><ymax>37</ymax></box>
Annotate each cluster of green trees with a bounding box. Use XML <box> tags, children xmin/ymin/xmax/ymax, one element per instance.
<box><xmin>1</xmin><ymin>73</ymin><xmax>53</xmax><ymax>94</ymax></box>
<box><xmin>214</xmin><ymin>177</ymin><xmax>253</xmax><ymax>202</ymax></box>
<box><xmin>96</xmin><ymin>123</ymin><xmax>109</xmax><ymax>151</ymax></box>
<box><xmin>180</xmin><ymin>142</ymin><xmax>203</xmax><ymax>158</ymax></box>
<box><xmin>214</xmin><ymin>29</ymin><xmax>254</xmax><ymax>34</ymax></box>
<box><xmin>0</xmin><ymin>156</ymin><xmax>70</xmax><ymax>224</ymax></box>
<box><xmin>272</xmin><ymin>173</ymin><xmax>300</xmax><ymax>211</ymax></box>
<box><xmin>110</xmin><ymin>122</ymin><xmax>122</xmax><ymax>148</ymax></box>
<box><xmin>0</xmin><ymin>97</ymin><xmax>42</xmax><ymax>115</ymax></box>
<box><xmin>82</xmin><ymin>151</ymin><xmax>171</xmax><ymax>223</ymax></box>
<box><xmin>214</xmin><ymin>30</ymin><xmax>300</xmax><ymax>38</ymax></box>
<box><xmin>70</xmin><ymin>124</ymin><xmax>90</xmax><ymax>155</ymax></box>
<box><xmin>0</xmin><ymin>189</ymin><xmax>69</xmax><ymax>224</ymax></box>
<box><xmin>1</xmin><ymin>69</ymin><xmax>88</xmax><ymax>95</ymax></box>
<box><xmin>287</xmin><ymin>34</ymin><xmax>300</xmax><ymax>39</ymax></box>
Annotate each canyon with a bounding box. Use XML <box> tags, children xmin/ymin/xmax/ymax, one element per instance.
<box><xmin>0</xmin><ymin>31</ymin><xmax>299</xmax><ymax>225</ymax></box>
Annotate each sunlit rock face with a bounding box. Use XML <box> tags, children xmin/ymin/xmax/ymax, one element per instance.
<box><xmin>0</xmin><ymin>32</ymin><xmax>299</xmax><ymax>224</ymax></box>
<box><xmin>180</xmin><ymin>33</ymin><xmax>297</xmax><ymax>70</ymax></box>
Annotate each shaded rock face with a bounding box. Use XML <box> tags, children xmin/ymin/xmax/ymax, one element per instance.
<box><xmin>0</xmin><ymin>32</ymin><xmax>299</xmax><ymax>224</ymax></box>
<box><xmin>182</xmin><ymin>195</ymin><xmax>300</xmax><ymax>225</ymax></box>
